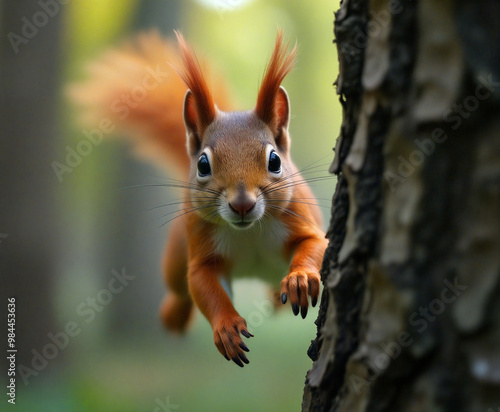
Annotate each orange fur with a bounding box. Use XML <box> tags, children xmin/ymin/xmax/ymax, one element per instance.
<box><xmin>71</xmin><ymin>31</ymin><xmax>327</xmax><ymax>367</ymax></box>
<box><xmin>174</xmin><ymin>31</ymin><xmax>217</xmax><ymax>133</ymax></box>
<box><xmin>255</xmin><ymin>30</ymin><xmax>297</xmax><ymax>132</ymax></box>
<box><xmin>68</xmin><ymin>30</ymin><xmax>230</xmax><ymax>176</ymax></box>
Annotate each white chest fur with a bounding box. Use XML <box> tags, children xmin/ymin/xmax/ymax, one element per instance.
<box><xmin>214</xmin><ymin>219</ymin><xmax>290</xmax><ymax>286</ymax></box>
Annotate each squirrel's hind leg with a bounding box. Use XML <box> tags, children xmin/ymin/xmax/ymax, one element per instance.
<box><xmin>159</xmin><ymin>217</ymin><xmax>194</xmax><ymax>333</ymax></box>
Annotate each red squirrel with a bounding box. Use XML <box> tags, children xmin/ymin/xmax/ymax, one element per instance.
<box><xmin>70</xmin><ymin>30</ymin><xmax>328</xmax><ymax>367</ymax></box>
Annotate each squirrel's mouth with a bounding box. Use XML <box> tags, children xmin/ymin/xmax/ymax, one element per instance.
<box><xmin>231</xmin><ymin>221</ymin><xmax>254</xmax><ymax>230</ymax></box>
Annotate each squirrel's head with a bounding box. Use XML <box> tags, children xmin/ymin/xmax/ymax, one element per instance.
<box><xmin>175</xmin><ymin>30</ymin><xmax>297</xmax><ymax>230</ymax></box>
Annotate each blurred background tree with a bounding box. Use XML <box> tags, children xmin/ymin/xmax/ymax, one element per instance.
<box><xmin>1</xmin><ymin>0</ymin><xmax>64</xmax><ymax>390</ymax></box>
<box><xmin>1</xmin><ymin>1</ymin><xmax>341</xmax><ymax>411</ymax></box>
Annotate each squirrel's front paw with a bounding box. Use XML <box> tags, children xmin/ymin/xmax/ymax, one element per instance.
<box><xmin>280</xmin><ymin>271</ymin><xmax>320</xmax><ymax>319</ymax></box>
<box><xmin>213</xmin><ymin>315</ymin><xmax>253</xmax><ymax>367</ymax></box>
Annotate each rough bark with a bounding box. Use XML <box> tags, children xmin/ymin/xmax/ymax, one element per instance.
<box><xmin>303</xmin><ymin>1</ymin><xmax>500</xmax><ymax>411</ymax></box>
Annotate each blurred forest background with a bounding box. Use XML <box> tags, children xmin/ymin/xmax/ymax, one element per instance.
<box><xmin>1</xmin><ymin>1</ymin><xmax>341</xmax><ymax>411</ymax></box>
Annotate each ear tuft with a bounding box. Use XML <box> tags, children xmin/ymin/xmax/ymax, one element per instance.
<box><xmin>255</xmin><ymin>30</ymin><xmax>297</xmax><ymax>135</ymax></box>
<box><xmin>174</xmin><ymin>31</ymin><xmax>216</xmax><ymax>138</ymax></box>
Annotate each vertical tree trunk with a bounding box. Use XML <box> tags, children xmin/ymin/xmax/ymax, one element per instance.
<box><xmin>0</xmin><ymin>2</ymin><xmax>62</xmax><ymax>371</ymax></box>
<box><xmin>105</xmin><ymin>0</ymin><xmax>181</xmax><ymax>336</ymax></box>
<box><xmin>303</xmin><ymin>1</ymin><xmax>500</xmax><ymax>411</ymax></box>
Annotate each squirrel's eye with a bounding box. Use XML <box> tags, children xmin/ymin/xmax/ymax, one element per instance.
<box><xmin>268</xmin><ymin>150</ymin><xmax>281</xmax><ymax>173</ymax></box>
<box><xmin>197</xmin><ymin>153</ymin><xmax>211</xmax><ymax>177</ymax></box>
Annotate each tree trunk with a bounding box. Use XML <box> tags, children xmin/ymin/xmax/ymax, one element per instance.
<box><xmin>0</xmin><ymin>2</ymin><xmax>62</xmax><ymax>372</ymax></box>
<box><xmin>303</xmin><ymin>1</ymin><xmax>500</xmax><ymax>411</ymax></box>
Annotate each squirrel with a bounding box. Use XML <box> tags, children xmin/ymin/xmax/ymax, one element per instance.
<box><xmin>69</xmin><ymin>30</ymin><xmax>328</xmax><ymax>367</ymax></box>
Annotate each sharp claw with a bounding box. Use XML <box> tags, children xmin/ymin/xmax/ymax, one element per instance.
<box><xmin>241</xmin><ymin>330</ymin><xmax>253</xmax><ymax>338</ymax></box>
<box><xmin>238</xmin><ymin>353</ymin><xmax>250</xmax><ymax>364</ymax></box>
<box><xmin>312</xmin><ymin>297</ymin><xmax>318</xmax><ymax>307</ymax></box>
<box><xmin>223</xmin><ymin>354</ymin><xmax>230</xmax><ymax>361</ymax></box>
<box><xmin>301</xmin><ymin>306</ymin><xmax>308</xmax><ymax>319</ymax></box>
<box><xmin>239</xmin><ymin>342</ymin><xmax>250</xmax><ymax>352</ymax></box>
<box><xmin>292</xmin><ymin>303</ymin><xmax>299</xmax><ymax>316</ymax></box>
<box><xmin>281</xmin><ymin>293</ymin><xmax>287</xmax><ymax>304</ymax></box>
<box><xmin>232</xmin><ymin>357</ymin><xmax>244</xmax><ymax>367</ymax></box>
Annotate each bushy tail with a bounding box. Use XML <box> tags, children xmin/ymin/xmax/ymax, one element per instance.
<box><xmin>68</xmin><ymin>31</ymin><xmax>231</xmax><ymax>176</ymax></box>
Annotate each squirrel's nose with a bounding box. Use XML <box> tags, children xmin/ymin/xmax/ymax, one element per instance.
<box><xmin>229</xmin><ymin>199</ymin><xmax>256</xmax><ymax>217</ymax></box>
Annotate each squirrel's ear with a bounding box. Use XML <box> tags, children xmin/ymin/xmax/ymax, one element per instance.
<box><xmin>175</xmin><ymin>31</ymin><xmax>217</xmax><ymax>155</ymax></box>
<box><xmin>273</xmin><ymin>86</ymin><xmax>291</xmax><ymax>147</ymax></box>
<box><xmin>183</xmin><ymin>90</ymin><xmax>202</xmax><ymax>156</ymax></box>
<box><xmin>255</xmin><ymin>30</ymin><xmax>296</xmax><ymax>151</ymax></box>
<box><xmin>256</xmin><ymin>85</ymin><xmax>291</xmax><ymax>152</ymax></box>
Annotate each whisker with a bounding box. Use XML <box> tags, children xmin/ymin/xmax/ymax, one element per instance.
<box><xmin>265</xmin><ymin>204</ymin><xmax>323</xmax><ymax>231</ymax></box>
<box><xmin>263</xmin><ymin>211</ymin><xmax>281</xmax><ymax>228</ymax></box>
<box><xmin>263</xmin><ymin>154</ymin><xmax>332</xmax><ymax>182</ymax></box>
<box><xmin>192</xmin><ymin>209</ymin><xmax>221</xmax><ymax>234</ymax></box>
<box><xmin>262</xmin><ymin>175</ymin><xmax>335</xmax><ymax>196</ymax></box>
<box><xmin>268</xmin><ymin>174</ymin><xmax>335</xmax><ymax>187</ymax></box>
<box><xmin>143</xmin><ymin>195</ymin><xmax>219</xmax><ymax>212</ymax></box>
<box><xmin>264</xmin><ymin>173</ymin><xmax>335</xmax><ymax>190</ymax></box>
<box><xmin>157</xmin><ymin>203</ymin><xmax>215</xmax><ymax>220</ymax></box>
<box><xmin>159</xmin><ymin>203</ymin><xmax>219</xmax><ymax>228</ymax></box>
<box><xmin>266</xmin><ymin>198</ymin><xmax>330</xmax><ymax>209</ymax></box>
<box><xmin>277</xmin><ymin>196</ymin><xmax>332</xmax><ymax>202</ymax></box>
<box><xmin>115</xmin><ymin>183</ymin><xmax>222</xmax><ymax>197</ymax></box>
<box><xmin>260</xmin><ymin>162</ymin><xmax>332</xmax><ymax>193</ymax></box>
